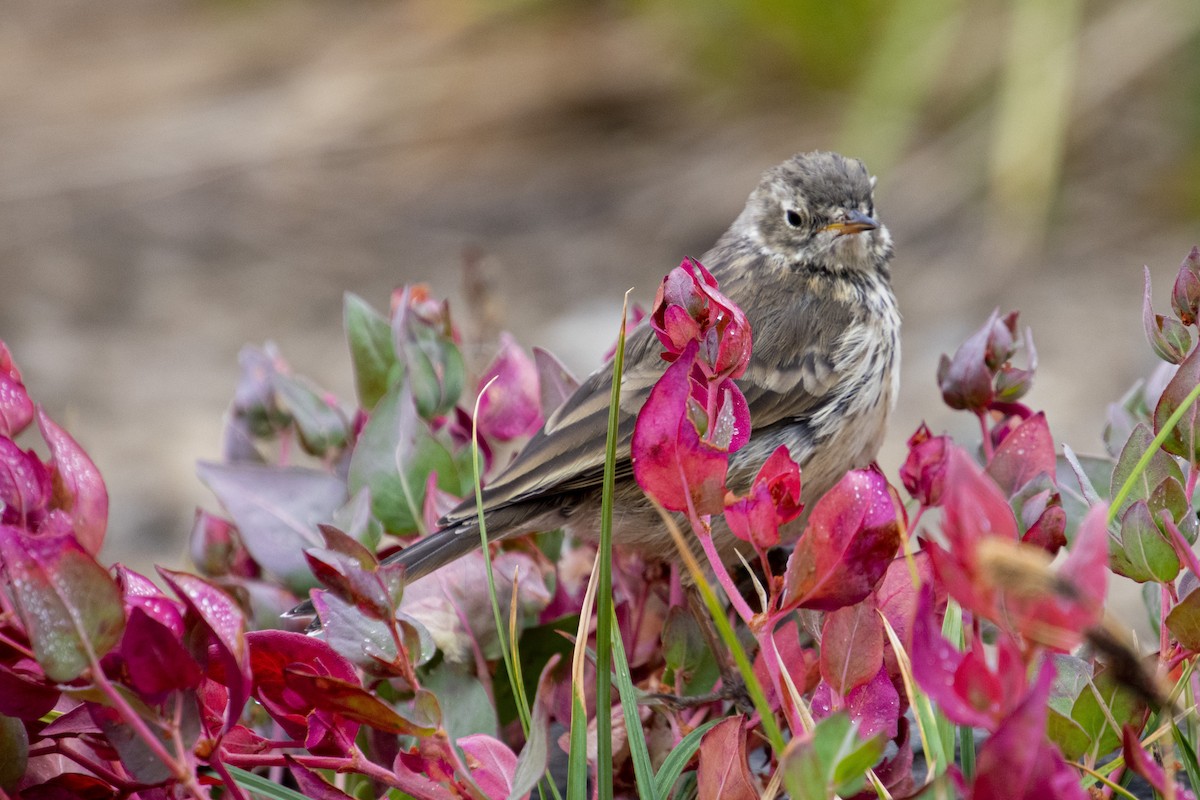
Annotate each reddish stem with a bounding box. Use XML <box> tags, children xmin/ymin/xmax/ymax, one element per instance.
<box><xmin>977</xmin><ymin>411</ymin><xmax>994</xmax><ymax>461</ymax></box>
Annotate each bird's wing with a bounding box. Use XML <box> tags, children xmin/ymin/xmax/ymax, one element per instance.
<box><xmin>440</xmin><ymin>281</ymin><xmax>861</xmax><ymax>530</ymax></box>
<box><xmin>439</xmin><ymin>324</ymin><xmax>660</xmax><ymax>527</ymax></box>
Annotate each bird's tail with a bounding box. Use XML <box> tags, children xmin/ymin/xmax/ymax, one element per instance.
<box><xmin>283</xmin><ymin>522</ymin><xmax>480</xmax><ymax>621</ymax></box>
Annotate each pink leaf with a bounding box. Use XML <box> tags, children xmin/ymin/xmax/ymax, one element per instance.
<box><xmin>36</xmin><ymin>409</ymin><xmax>108</xmax><ymax>555</ymax></box>
<box><xmin>532</xmin><ymin>346</ymin><xmax>579</xmax><ymax>417</ymax></box>
<box><xmin>987</xmin><ymin>412</ymin><xmax>1056</xmax><ymax>495</ymax></box>
<box><xmin>632</xmin><ymin>341</ymin><xmax>730</xmax><ymax>515</ymax></box>
<box><xmin>937</xmin><ymin>311</ymin><xmax>1000</xmax><ymax>411</ymax></box>
<box><xmin>0</xmin><ymin>343</ymin><xmax>33</xmax><ymax>437</ymax></box>
<box><xmin>651</xmin><ymin>258</ymin><xmax>752</xmax><ymax>380</ymax></box>
<box><xmin>459</xmin><ymin>734</ymin><xmax>521</xmax><ymax>800</ymax></box>
<box><xmin>286</xmin><ymin>756</ymin><xmax>357</xmax><ymax>800</ymax></box>
<box><xmin>478</xmin><ymin>333</ymin><xmax>543</xmax><ymax>441</ymax></box>
<box><xmin>781</xmin><ymin>468</ymin><xmax>901</xmax><ymax>611</ymax></box>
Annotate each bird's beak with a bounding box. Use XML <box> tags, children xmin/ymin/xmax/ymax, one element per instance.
<box><xmin>822</xmin><ymin>209</ymin><xmax>878</xmax><ymax>237</ymax></box>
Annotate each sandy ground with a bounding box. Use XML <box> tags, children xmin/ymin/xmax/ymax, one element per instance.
<box><xmin>2</xmin><ymin>0</ymin><xmax>1198</xmax><ymax>611</ymax></box>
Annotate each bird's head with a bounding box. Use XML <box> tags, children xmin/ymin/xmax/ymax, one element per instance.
<box><xmin>738</xmin><ymin>151</ymin><xmax>893</xmax><ymax>276</ymax></box>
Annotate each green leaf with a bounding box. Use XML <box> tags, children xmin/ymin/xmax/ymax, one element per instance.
<box><xmin>1110</xmin><ymin>500</ymin><xmax>1180</xmax><ymax>584</ymax></box>
<box><xmin>1110</xmin><ymin>425</ymin><xmax>1184</xmax><ymax>516</ymax></box>
<box><xmin>396</xmin><ymin>321</ymin><xmax>467</xmax><ymax>421</ymax></box>
<box><xmin>662</xmin><ymin>606</ymin><xmax>720</xmax><ymax>696</ymax></box>
<box><xmin>1061</xmin><ymin>665</ymin><xmax>1148</xmax><ymax>760</ymax></box>
<box><xmin>227</xmin><ymin>765</ymin><xmax>314</xmax><ymax>800</ymax></box>
<box><xmin>347</xmin><ymin>383</ymin><xmax>465</xmax><ymax>534</ymax></box>
<box><xmin>0</xmin><ymin>714</ymin><xmax>28</xmax><ymax>791</ymax></box>
<box><xmin>782</xmin><ymin>713</ymin><xmax>884</xmax><ymax>800</ymax></box>
<box><xmin>0</xmin><ymin>531</ymin><xmax>125</xmax><ymax>682</ymax></box>
<box><xmin>344</xmin><ymin>292</ymin><xmax>398</xmax><ymax>410</ymax></box>
<box><xmin>566</xmin><ymin>693</ymin><xmax>589</xmax><ymax>800</ymax></box>
<box><xmin>272</xmin><ymin>373</ymin><xmax>349</xmax><ymax>456</ymax></box>
<box><xmin>421</xmin><ymin>661</ymin><xmax>498</xmax><ymax>741</ymax></box>
<box><xmin>1166</xmin><ymin>587</ymin><xmax>1200</xmax><ymax>651</ymax></box>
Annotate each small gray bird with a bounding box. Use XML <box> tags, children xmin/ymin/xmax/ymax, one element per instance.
<box><xmin>293</xmin><ymin>151</ymin><xmax>898</xmax><ymax>615</ymax></box>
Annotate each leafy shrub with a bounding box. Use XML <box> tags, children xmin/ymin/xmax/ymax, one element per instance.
<box><xmin>2</xmin><ymin>250</ymin><xmax>1200</xmax><ymax>798</ymax></box>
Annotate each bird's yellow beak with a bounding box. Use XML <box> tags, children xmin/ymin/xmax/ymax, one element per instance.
<box><xmin>821</xmin><ymin>209</ymin><xmax>878</xmax><ymax>236</ymax></box>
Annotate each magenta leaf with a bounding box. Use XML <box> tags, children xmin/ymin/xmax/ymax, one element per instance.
<box><xmin>247</xmin><ymin>630</ymin><xmax>362</xmax><ymax>754</ymax></box>
<box><xmin>724</xmin><ymin>445</ymin><xmax>803</xmax><ymax>549</ymax></box>
<box><xmin>188</xmin><ymin>509</ymin><xmax>255</xmax><ymax>579</ymax></box>
<box><xmin>819</xmin><ymin>597</ymin><xmax>883</xmax><ymax>696</ymax></box>
<box><xmin>937</xmin><ymin>310</ymin><xmax>1000</xmax><ymax>411</ymax></box>
<box><xmin>158</xmin><ymin>568</ymin><xmax>251</xmax><ymax>734</ymax></box>
<box><xmin>0</xmin><ymin>528</ymin><xmax>124</xmax><ymax>682</ymax></box>
<box><xmin>0</xmin><ymin>659</ymin><xmax>59</xmax><ymax>720</ymax></box>
<box><xmin>843</xmin><ymin>664</ymin><xmax>900</xmax><ymax>740</ymax></box>
<box><xmin>119</xmin><ymin>607</ymin><xmax>204</xmax><ymax>699</ymax></box>
<box><xmin>1122</xmin><ymin>725</ymin><xmax>1196</xmax><ymax>800</ymax></box>
<box><xmin>0</xmin><ymin>438</ymin><xmax>51</xmax><ymax>529</ymax></box>
<box><xmin>986</xmin><ymin>412</ymin><xmax>1055</xmax><ymax>495</ymax></box>
<box><xmin>651</xmin><ymin>258</ymin><xmax>752</xmax><ymax>379</ymax></box>
<box><xmin>0</xmin><ymin>342</ymin><xmax>33</xmax><ymax>437</ymax></box>
<box><xmin>781</xmin><ymin>468</ymin><xmax>901</xmax><ymax>611</ymax></box>
<box><xmin>36</xmin><ymin>409</ymin><xmax>108</xmax><ymax>555</ymax></box>
<box><xmin>911</xmin><ymin>587</ymin><xmax>1025</xmax><ymax>730</ymax></box>
<box><xmin>697</xmin><ymin>716</ymin><xmax>760</xmax><ymax>800</ymax></box>
<box><xmin>286</xmin><ymin>756</ymin><xmax>357</xmax><ymax>800</ymax></box>
<box><xmin>196</xmin><ymin>461</ymin><xmax>348</xmax><ymax>587</ymax></box>
<box><xmin>631</xmin><ymin>341</ymin><xmax>730</xmax><ymax>515</ymax></box>
<box><xmin>478</xmin><ymin>333</ymin><xmax>543</xmax><ymax>441</ymax></box>
<box><xmin>971</xmin><ymin>660</ymin><xmax>1088</xmax><ymax>800</ymax></box>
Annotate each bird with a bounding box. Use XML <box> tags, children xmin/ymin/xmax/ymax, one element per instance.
<box><xmin>290</xmin><ymin>150</ymin><xmax>898</xmax><ymax>617</ymax></box>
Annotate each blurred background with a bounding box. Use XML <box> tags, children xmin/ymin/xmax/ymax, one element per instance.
<box><xmin>2</xmin><ymin>0</ymin><xmax>1199</xmax><ymax>572</ymax></box>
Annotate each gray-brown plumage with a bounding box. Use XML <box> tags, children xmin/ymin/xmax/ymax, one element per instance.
<box><xmin>291</xmin><ymin>151</ymin><xmax>898</xmax><ymax>616</ymax></box>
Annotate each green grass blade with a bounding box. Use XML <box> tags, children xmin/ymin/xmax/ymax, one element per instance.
<box><xmin>653</xmin><ymin>719</ymin><xmax>721</xmax><ymax>799</ymax></box>
<box><xmin>472</xmin><ymin>376</ymin><xmax>532</xmax><ymax>735</ymax></box>
<box><xmin>610</xmin><ymin>607</ymin><xmax>657</xmax><ymax>799</ymax></box>
<box><xmin>566</xmin><ymin>693</ymin><xmax>591</xmax><ymax>800</ymax></box>
<box><xmin>594</xmin><ymin>291</ymin><xmax>632</xmax><ymax>800</ymax></box>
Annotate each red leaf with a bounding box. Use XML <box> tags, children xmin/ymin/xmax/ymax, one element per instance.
<box><xmin>937</xmin><ymin>311</ymin><xmax>1000</xmax><ymax>411</ymax></box>
<box><xmin>120</xmin><ymin>607</ymin><xmax>204</xmax><ymax>699</ymax></box>
<box><xmin>632</xmin><ymin>341</ymin><xmax>729</xmax><ymax>515</ymax></box>
<box><xmin>1154</xmin><ymin>342</ymin><xmax>1200</xmax><ymax>465</ymax></box>
<box><xmin>697</xmin><ymin>716</ymin><xmax>759</xmax><ymax>800</ymax></box>
<box><xmin>899</xmin><ymin>423</ymin><xmax>949</xmax><ymax>506</ymax></box>
<box><xmin>36</xmin><ymin>409</ymin><xmax>108</xmax><ymax>555</ymax></box>
<box><xmin>724</xmin><ymin>445</ymin><xmax>803</xmax><ymax>549</ymax></box>
<box><xmin>159</xmin><ymin>568</ymin><xmax>251</xmax><ymax>734</ymax></box>
<box><xmin>820</xmin><ymin>597</ymin><xmax>883</xmax><ymax>696</ymax></box>
<box><xmin>987</xmin><ymin>412</ymin><xmax>1055</xmax><ymax>495</ymax></box>
<box><xmin>651</xmin><ymin>258</ymin><xmax>752</xmax><ymax>380</ymax></box>
<box><xmin>844</xmin><ymin>664</ymin><xmax>900</xmax><ymax>740</ymax></box>
<box><xmin>781</xmin><ymin>468</ymin><xmax>901</xmax><ymax>611</ymax></box>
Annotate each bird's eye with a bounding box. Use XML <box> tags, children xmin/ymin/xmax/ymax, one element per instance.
<box><xmin>785</xmin><ymin>209</ymin><xmax>803</xmax><ymax>229</ymax></box>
